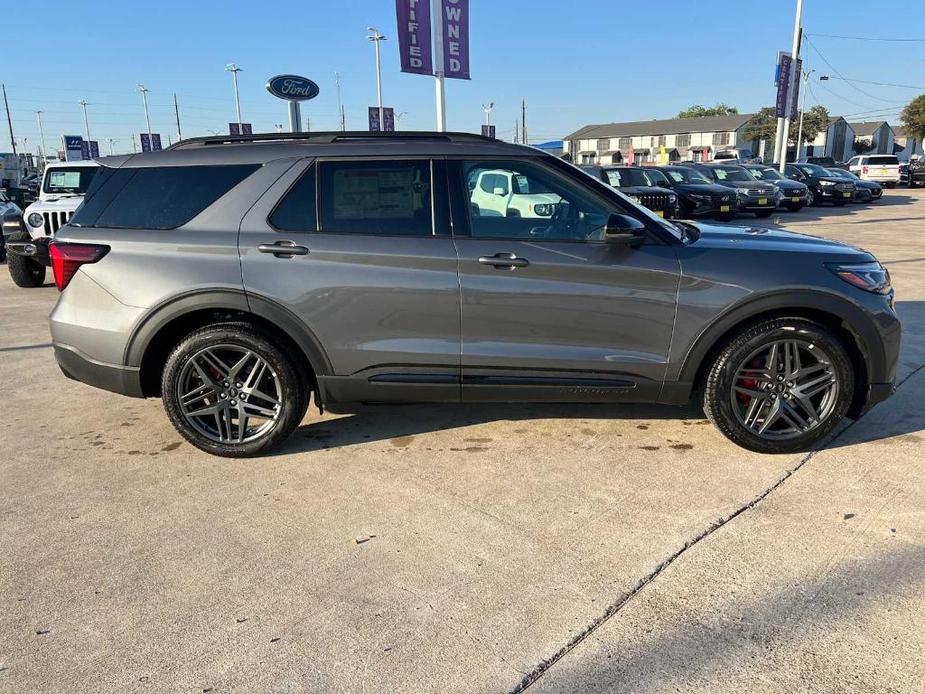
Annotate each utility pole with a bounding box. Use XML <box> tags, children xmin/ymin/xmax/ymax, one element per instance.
<box><xmin>225</xmin><ymin>63</ymin><xmax>243</xmax><ymax>130</ymax></box>
<box><xmin>795</xmin><ymin>68</ymin><xmax>815</xmax><ymax>161</ymax></box>
<box><xmin>521</xmin><ymin>99</ymin><xmax>527</xmax><ymax>146</ymax></box>
<box><xmin>2</xmin><ymin>84</ymin><xmax>16</xmax><ymax>156</ymax></box>
<box><xmin>174</xmin><ymin>92</ymin><xmax>182</xmax><ymax>141</ymax></box>
<box><xmin>132</xmin><ymin>134</ymin><xmax>137</xmax><ymax>153</ymax></box>
<box><xmin>35</xmin><ymin>110</ymin><xmax>47</xmax><ymax>164</ymax></box>
<box><xmin>432</xmin><ymin>0</ymin><xmax>446</xmax><ymax>131</ymax></box>
<box><xmin>335</xmin><ymin>72</ymin><xmax>346</xmax><ymax>131</ymax></box>
<box><xmin>137</xmin><ymin>85</ymin><xmax>152</xmax><ymax>138</ymax></box>
<box><xmin>78</xmin><ymin>99</ymin><xmax>91</xmax><ymax>142</ymax></box>
<box><xmin>514</xmin><ymin>119</ymin><xmax>519</xmax><ymax>144</ymax></box>
<box><xmin>778</xmin><ymin>0</ymin><xmax>803</xmax><ymax>173</ymax></box>
<box><xmin>367</xmin><ymin>28</ymin><xmax>386</xmax><ymax>131</ymax></box>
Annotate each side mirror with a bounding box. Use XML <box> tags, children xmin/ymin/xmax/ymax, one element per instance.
<box><xmin>605</xmin><ymin>213</ymin><xmax>646</xmax><ymax>246</ymax></box>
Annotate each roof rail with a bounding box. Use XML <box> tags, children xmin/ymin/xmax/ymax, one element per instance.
<box><xmin>168</xmin><ymin>130</ymin><xmax>497</xmax><ymax>150</ymax></box>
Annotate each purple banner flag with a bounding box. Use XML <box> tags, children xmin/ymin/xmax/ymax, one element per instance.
<box><xmin>140</xmin><ymin>133</ymin><xmax>151</xmax><ymax>152</ymax></box>
<box><xmin>789</xmin><ymin>58</ymin><xmax>802</xmax><ymax>120</ymax></box>
<box><xmin>774</xmin><ymin>54</ymin><xmax>792</xmax><ymax>118</ymax></box>
<box><xmin>442</xmin><ymin>0</ymin><xmax>470</xmax><ymax>80</ymax></box>
<box><xmin>151</xmin><ymin>134</ymin><xmax>163</xmax><ymax>151</ymax></box>
<box><xmin>396</xmin><ymin>0</ymin><xmax>432</xmax><ymax>75</ymax></box>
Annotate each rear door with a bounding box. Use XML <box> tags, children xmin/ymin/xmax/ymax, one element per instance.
<box><xmin>239</xmin><ymin>157</ymin><xmax>461</xmax><ymax>404</ymax></box>
<box><xmin>448</xmin><ymin>157</ymin><xmax>680</xmax><ymax>403</ymax></box>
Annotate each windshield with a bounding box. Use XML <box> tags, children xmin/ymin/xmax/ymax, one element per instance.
<box><xmin>663</xmin><ymin>167</ymin><xmax>712</xmax><ymax>184</ymax></box>
<box><xmin>710</xmin><ymin>167</ymin><xmax>756</xmax><ymax>182</ymax></box>
<box><xmin>43</xmin><ymin>167</ymin><xmax>98</xmax><ymax>195</ymax></box>
<box><xmin>603</xmin><ymin>168</ymin><xmax>654</xmax><ymax>187</ymax></box>
<box><xmin>645</xmin><ymin>169</ymin><xmax>670</xmax><ymax>185</ymax></box>
<box><xmin>796</xmin><ymin>163</ymin><xmax>828</xmax><ymax>177</ymax></box>
<box><xmin>823</xmin><ymin>168</ymin><xmax>848</xmax><ymax>178</ymax></box>
<box><xmin>747</xmin><ymin>167</ymin><xmax>782</xmax><ymax>181</ymax></box>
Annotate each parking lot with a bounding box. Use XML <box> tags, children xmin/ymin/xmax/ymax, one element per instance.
<box><xmin>1</xmin><ymin>190</ymin><xmax>924</xmax><ymax>693</ymax></box>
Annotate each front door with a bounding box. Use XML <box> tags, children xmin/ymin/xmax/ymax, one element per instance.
<box><xmin>449</xmin><ymin>158</ymin><xmax>681</xmax><ymax>403</ymax></box>
<box><xmin>239</xmin><ymin>157</ymin><xmax>461</xmax><ymax>404</ymax></box>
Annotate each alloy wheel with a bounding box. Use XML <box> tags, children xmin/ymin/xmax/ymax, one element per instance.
<box><xmin>177</xmin><ymin>344</ymin><xmax>282</xmax><ymax>444</ymax></box>
<box><xmin>730</xmin><ymin>339</ymin><xmax>839</xmax><ymax>440</ymax></box>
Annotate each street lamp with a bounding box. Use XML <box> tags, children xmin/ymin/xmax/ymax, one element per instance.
<box><xmin>395</xmin><ymin>111</ymin><xmax>407</xmax><ymax>130</ymax></box>
<box><xmin>482</xmin><ymin>102</ymin><xmax>494</xmax><ymax>127</ymax></box>
<box><xmin>78</xmin><ymin>99</ymin><xmax>91</xmax><ymax>142</ymax></box>
<box><xmin>226</xmin><ymin>63</ymin><xmax>243</xmax><ymax>130</ymax></box>
<box><xmin>367</xmin><ymin>27</ymin><xmax>387</xmax><ymax>130</ymax></box>
<box><xmin>137</xmin><ymin>85</ymin><xmax>152</xmax><ymax>139</ymax></box>
<box><xmin>35</xmin><ymin>111</ymin><xmax>47</xmax><ymax>165</ymax></box>
<box><xmin>795</xmin><ymin>69</ymin><xmax>816</xmax><ymax>160</ymax></box>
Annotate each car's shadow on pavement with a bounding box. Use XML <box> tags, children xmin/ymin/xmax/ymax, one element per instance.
<box><xmin>727</xmin><ymin>191</ymin><xmax>919</xmax><ymax>228</ymax></box>
<box><xmin>279</xmin><ymin>400</ymin><xmax>707</xmax><ymax>455</ymax></box>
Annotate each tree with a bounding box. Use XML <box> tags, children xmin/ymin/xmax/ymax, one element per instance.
<box><xmin>900</xmin><ymin>94</ymin><xmax>925</xmax><ymax>141</ymax></box>
<box><xmin>743</xmin><ymin>105</ymin><xmax>829</xmax><ymax>144</ymax></box>
<box><xmin>853</xmin><ymin>138</ymin><xmax>875</xmax><ymax>155</ymax></box>
<box><xmin>677</xmin><ymin>103</ymin><xmax>739</xmax><ymax>118</ymax></box>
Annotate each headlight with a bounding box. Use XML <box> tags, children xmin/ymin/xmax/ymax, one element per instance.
<box><xmin>827</xmin><ymin>262</ymin><xmax>892</xmax><ymax>295</ymax></box>
<box><xmin>629</xmin><ymin>195</ymin><xmax>641</xmax><ymax>204</ymax></box>
<box><xmin>690</xmin><ymin>193</ymin><xmax>710</xmax><ymax>201</ymax></box>
<box><xmin>532</xmin><ymin>203</ymin><xmax>555</xmax><ymax>216</ymax></box>
<box><xmin>820</xmin><ymin>179</ymin><xmax>835</xmax><ymax>186</ymax></box>
<box><xmin>736</xmin><ymin>189</ymin><xmax>748</xmax><ymax>198</ymax></box>
<box><xmin>667</xmin><ymin>194</ymin><xmax>677</xmax><ymax>203</ymax></box>
<box><xmin>28</xmin><ymin>212</ymin><xmax>44</xmax><ymax>228</ymax></box>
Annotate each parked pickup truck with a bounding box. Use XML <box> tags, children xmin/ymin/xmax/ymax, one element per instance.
<box><xmin>6</xmin><ymin>160</ymin><xmax>99</xmax><ymax>287</ymax></box>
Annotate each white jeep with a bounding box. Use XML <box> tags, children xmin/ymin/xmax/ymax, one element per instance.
<box><xmin>7</xmin><ymin>160</ymin><xmax>99</xmax><ymax>287</ymax></box>
<box><xmin>469</xmin><ymin>168</ymin><xmax>562</xmax><ymax>218</ymax></box>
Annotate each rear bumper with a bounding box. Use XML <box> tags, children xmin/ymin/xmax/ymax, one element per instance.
<box><xmin>54</xmin><ymin>343</ymin><xmax>144</xmax><ymax>398</ymax></box>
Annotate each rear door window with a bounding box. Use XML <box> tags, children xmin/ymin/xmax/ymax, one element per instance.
<box><xmin>317</xmin><ymin>160</ymin><xmax>433</xmax><ymax>236</ymax></box>
<box><xmin>868</xmin><ymin>156</ymin><xmax>898</xmax><ymax>166</ymax></box>
<box><xmin>70</xmin><ymin>164</ymin><xmax>258</xmax><ymax>229</ymax></box>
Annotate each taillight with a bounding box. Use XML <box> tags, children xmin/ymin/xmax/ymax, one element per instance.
<box><xmin>862</xmin><ymin>166</ymin><xmax>868</xmax><ymax>174</ymax></box>
<box><xmin>49</xmin><ymin>242</ymin><xmax>109</xmax><ymax>291</ymax></box>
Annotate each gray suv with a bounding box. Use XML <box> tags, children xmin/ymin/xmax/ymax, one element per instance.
<box><xmin>48</xmin><ymin>132</ymin><xmax>900</xmax><ymax>457</ymax></box>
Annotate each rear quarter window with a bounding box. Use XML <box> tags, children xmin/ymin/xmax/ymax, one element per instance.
<box><xmin>70</xmin><ymin>164</ymin><xmax>259</xmax><ymax>229</ymax></box>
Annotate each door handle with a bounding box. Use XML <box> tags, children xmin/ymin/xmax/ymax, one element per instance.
<box><xmin>258</xmin><ymin>240</ymin><xmax>309</xmax><ymax>258</ymax></box>
<box><xmin>477</xmin><ymin>252</ymin><xmax>529</xmax><ymax>269</ymax></box>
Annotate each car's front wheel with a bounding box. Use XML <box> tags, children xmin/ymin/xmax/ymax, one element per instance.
<box><xmin>703</xmin><ymin>317</ymin><xmax>853</xmax><ymax>454</ymax></box>
<box><xmin>785</xmin><ymin>202</ymin><xmax>804</xmax><ymax>212</ymax></box>
<box><xmin>162</xmin><ymin>324</ymin><xmax>309</xmax><ymax>457</ymax></box>
<box><xmin>805</xmin><ymin>188</ymin><xmax>816</xmax><ymax>206</ymax></box>
<box><xmin>755</xmin><ymin>210</ymin><xmax>774</xmax><ymax>218</ymax></box>
<box><xmin>8</xmin><ymin>254</ymin><xmax>46</xmax><ymax>288</ymax></box>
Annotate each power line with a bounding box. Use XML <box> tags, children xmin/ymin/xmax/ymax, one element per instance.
<box><xmin>806</xmin><ymin>32</ymin><xmax>925</xmax><ymax>43</ymax></box>
<box><xmin>802</xmin><ymin>35</ymin><xmax>901</xmax><ymax>105</ymax></box>
<box><xmin>819</xmin><ymin>76</ymin><xmax>925</xmax><ymax>91</ymax></box>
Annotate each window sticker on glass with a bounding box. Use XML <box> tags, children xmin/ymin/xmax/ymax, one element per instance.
<box><xmin>49</xmin><ymin>171</ymin><xmax>82</xmax><ymax>189</ymax></box>
<box><xmin>333</xmin><ymin>168</ymin><xmax>422</xmax><ymax>219</ymax></box>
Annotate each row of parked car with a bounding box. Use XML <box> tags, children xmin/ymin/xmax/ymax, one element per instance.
<box><xmin>577</xmin><ymin>158</ymin><xmax>899</xmax><ymax>222</ymax></box>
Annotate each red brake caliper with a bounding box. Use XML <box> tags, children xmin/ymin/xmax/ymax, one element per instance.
<box><xmin>736</xmin><ymin>356</ymin><xmax>764</xmax><ymax>404</ymax></box>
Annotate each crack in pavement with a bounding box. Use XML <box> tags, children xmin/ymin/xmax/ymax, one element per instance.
<box><xmin>509</xmin><ymin>361</ymin><xmax>925</xmax><ymax>694</ymax></box>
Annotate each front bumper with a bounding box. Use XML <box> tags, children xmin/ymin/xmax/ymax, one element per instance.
<box><xmin>737</xmin><ymin>193</ymin><xmax>778</xmax><ymax>211</ymax></box>
<box><xmin>6</xmin><ymin>234</ymin><xmax>51</xmax><ymax>266</ymax></box>
<box><xmin>818</xmin><ymin>186</ymin><xmax>855</xmax><ymax>201</ymax></box>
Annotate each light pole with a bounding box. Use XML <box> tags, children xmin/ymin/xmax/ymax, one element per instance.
<box><xmin>482</xmin><ymin>102</ymin><xmax>494</xmax><ymax>127</ymax></box>
<box><xmin>78</xmin><ymin>99</ymin><xmax>91</xmax><ymax>142</ymax></box>
<box><xmin>35</xmin><ymin>111</ymin><xmax>47</xmax><ymax>165</ymax></box>
<box><xmin>395</xmin><ymin>111</ymin><xmax>407</xmax><ymax>130</ymax></box>
<box><xmin>137</xmin><ymin>85</ymin><xmax>152</xmax><ymax>140</ymax></box>
<box><xmin>335</xmin><ymin>72</ymin><xmax>346</xmax><ymax>131</ymax></box>
<box><xmin>778</xmin><ymin>0</ymin><xmax>803</xmax><ymax>173</ymax></box>
<box><xmin>225</xmin><ymin>63</ymin><xmax>243</xmax><ymax>130</ymax></box>
<box><xmin>367</xmin><ymin>27</ymin><xmax>387</xmax><ymax>130</ymax></box>
<box><xmin>795</xmin><ymin>69</ymin><xmax>815</xmax><ymax>160</ymax></box>
<box><xmin>107</xmin><ymin>137</ymin><xmax>114</xmax><ymax>155</ymax></box>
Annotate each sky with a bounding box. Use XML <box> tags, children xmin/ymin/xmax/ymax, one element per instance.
<box><xmin>3</xmin><ymin>0</ymin><xmax>925</xmax><ymax>155</ymax></box>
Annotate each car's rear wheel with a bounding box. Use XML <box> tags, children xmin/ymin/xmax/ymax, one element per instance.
<box><xmin>8</xmin><ymin>254</ymin><xmax>46</xmax><ymax>288</ymax></box>
<box><xmin>703</xmin><ymin>317</ymin><xmax>853</xmax><ymax>454</ymax></box>
<box><xmin>162</xmin><ymin>324</ymin><xmax>308</xmax><ymax>457</ymax></box>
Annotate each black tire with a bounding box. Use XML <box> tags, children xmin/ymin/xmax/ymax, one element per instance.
<box><xmin>161</xmin><ymin>323</ymin><xmax>309</xmax><ymax>457</ymax></box>
<box><xmin>755</xmin><ymin>210</ymin><xmax>774</xmax><ymax>218</ymax></box>
<box><xmin>703</xmin><ymin>317</ymin><xmax>854</xmax><ymax>454</ymax></box>
<box><xmin>714</xmin><ymin>213</ymin><xmax>735</xmax><ymax>222</ymax></box>
<box><xmin>785</xmin><ymin>203</ymin><xmax>804</xmax><ymax>212</ymax></box>
<box><xmin>885</xmin><ymin>182</ymin><xmax>896</xmax><ymax>189</ymax></box>
<box><xmin>833</xmin><ymin>200</ymin><xmax>847</xmax><ymax>207</ymax></box>
<box><xmin>8</xmin><ymin>254</ymin><xmax>46</xmax><ymax>288</ymax></box>
<box><xmin>806</xmin><ymin>188</ymin><xmax>817</xmax><ymax>206</ymax></box>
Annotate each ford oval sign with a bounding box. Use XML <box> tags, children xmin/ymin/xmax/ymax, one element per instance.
<box><xmin>266</xmin><ymin>75</ymin><xmax>320</xmax><ymax>102</ymax></box>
